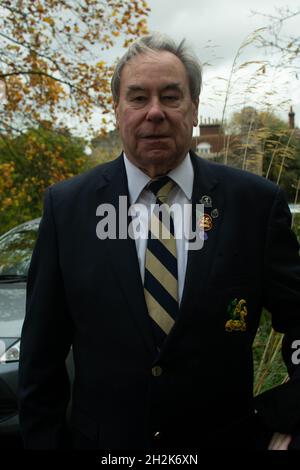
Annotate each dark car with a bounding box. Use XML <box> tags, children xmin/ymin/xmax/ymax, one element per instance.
<box><xmin>0</xmin><ymin>219</ymin><xmax>74</xmax><ymax>448</ymax></box>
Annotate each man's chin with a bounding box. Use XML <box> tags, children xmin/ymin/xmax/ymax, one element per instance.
<box><xmin>144</xmin><ymin>150</ymin><xmax>171</xmax><ymax>160</ymax></box>
<box><xmin>137</xmin><ymin>151</ymin><xmax>184</xmax><ymax>176</ymax></box>
<box><xmin>141</xmin><ymin>150</ymin><xmax>177</xmax><ymax>168</ymax></box>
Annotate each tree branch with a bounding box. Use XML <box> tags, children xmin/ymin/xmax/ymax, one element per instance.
<box><xmin>0</xmin><ymin>32</ymin><xmax>70</xmax><ymax>82</ymax></box>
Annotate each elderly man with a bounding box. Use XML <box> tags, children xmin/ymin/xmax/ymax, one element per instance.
<box><xmin>19</xmin><ymin>33</ymin><xmax>300</xmax><ymax>450</ymax></box>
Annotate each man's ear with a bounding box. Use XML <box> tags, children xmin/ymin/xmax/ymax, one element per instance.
<box><xmin>193</xmin><ymin>98</ymin><xmax>199</xmax><ymax>127</ymax></box>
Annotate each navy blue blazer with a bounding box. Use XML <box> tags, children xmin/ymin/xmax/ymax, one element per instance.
<box><xmin>18</xmin><ymin>151</ymin><xmax>300</xmax><ymax>449</ymax></box>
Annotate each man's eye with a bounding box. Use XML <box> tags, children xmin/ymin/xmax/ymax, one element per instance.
<box><xmin>162</xmin><ymin>95</ymin><xmax>179</xmax><ymax>102</ymax></box>
<box><xmin>132</xmin><ymin>96</ymin><xmax>147</xmax><ymax>102</ymax></box>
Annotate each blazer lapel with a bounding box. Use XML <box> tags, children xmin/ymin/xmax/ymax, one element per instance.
<box><xmin>95</xmin><ymin>155</ymin><xmax>157</xmax><ymax>358</ymax></box>
<box><xmin>180</xmin><ymin>152</ymin><xmax>224</xmax><ymax>309</ymax></box>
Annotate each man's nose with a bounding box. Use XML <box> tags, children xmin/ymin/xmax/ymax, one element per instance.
<box><xmin>146</xmin><ymin>99</ymin><xmax>165</xmax><ymax>122</ymax></box>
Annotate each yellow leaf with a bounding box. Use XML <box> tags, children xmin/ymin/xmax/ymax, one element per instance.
<box><xmin>43</xmin><ymin>17</ymin><xmax>55</xmax><ymax>26</ymax></box>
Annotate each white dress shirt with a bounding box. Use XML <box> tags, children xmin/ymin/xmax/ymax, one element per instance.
<box><xmin>124</xmin><ymin>153</ymin><xmax>194</xmax><ymax>305</ymax></box>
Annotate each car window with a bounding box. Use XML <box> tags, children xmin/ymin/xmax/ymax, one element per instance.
<box><xmin>0</xmin><ymin>226</ymin><xmax>38</xmax><ymax>277</ymax></box>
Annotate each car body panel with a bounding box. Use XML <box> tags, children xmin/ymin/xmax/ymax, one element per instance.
<box><xmin>0</xmin><ymin>220</ymin><xmax>40</xmax><ymax>445</ymax></box>
<box><xmin>0</xmin><ymin>217</ymin><xmax>75</xmax><ymax>447</ymax></box>
<box><xmin>0</xmin><ymin>284</ymin><xmax>26</xmax><ymax>337</ymax></box>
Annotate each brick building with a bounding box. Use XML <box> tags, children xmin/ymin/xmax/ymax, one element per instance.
<box><xmin>192</xmin><ymin>119</ymin><xmax>226</xmax><ymax>157</ymax></box>
<box><xmin>192</xmin><ymin>117</ymin><xmax>262</xmax><ymax>175</ymax></box>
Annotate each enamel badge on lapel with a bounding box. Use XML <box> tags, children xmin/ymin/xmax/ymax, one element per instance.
<box><xmin>198</xmin><ymin>194</ymin><xmax>220</xmax><ymax>235</ymax></box>
<box><xmin>200</xmin><ymin>195</ymin><xmax>212</xmax><ymax>207</ymax></box>
<box><xmin>211</xmin><ymin>208</ymin><xmax>219</xmax><ymax>218</ymax></box>
<box><xmin>225</xmin><ymin>298</ymin><xmax>248</xmax><ymax>332</ymax></box>
<box><xmin>198</xmin><ymin>213</ymin><xmax>213</xmax><ymax>231</ymax></box>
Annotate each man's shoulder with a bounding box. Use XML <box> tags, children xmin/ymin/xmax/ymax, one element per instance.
<box><xmin>193</xmin><ymin>153</ymin><xmax>279</xmax><ymax>195</ymax></box>
<box><xmin>49</xmin><ymin>155</ymin><xmax>123</xmax><ymax>198</ymax></box>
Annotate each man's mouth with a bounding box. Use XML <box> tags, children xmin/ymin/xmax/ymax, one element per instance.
<box><xmin>141</xmin><ymin>134</ymin><xmax>169</xmax><ymax>139</ymax></box>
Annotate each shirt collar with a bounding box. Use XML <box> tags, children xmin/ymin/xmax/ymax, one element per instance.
<box><xmin>123</xmin><ymin>154</ymin><xmax>151</xmax><ymax>204</ymax></box>
<box><xmin>123</xmin><ymin>152</ymin><xmax>194</xmax><ymax>204</ymax></box>
<box><xmin>168</xmin><ymin>153</ymin><xmax>194</xmax><ymax>200</ymax></box>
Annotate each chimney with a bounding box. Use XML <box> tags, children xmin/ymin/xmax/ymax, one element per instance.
<box><xmin>289</xmin><ymin>106</ymin><xmax>295</xmax><ymax>129</ymax></box>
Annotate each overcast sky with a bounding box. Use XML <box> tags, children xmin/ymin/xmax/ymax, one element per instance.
<box><xmin>77</xmin><ymin>0</ymin><xmax>299</xmax><ymax>136</ymax></box>
<box><xmin>143</xmin><ymin>0</ymin><xmax>300</xmax><ymax>129</ymax></box>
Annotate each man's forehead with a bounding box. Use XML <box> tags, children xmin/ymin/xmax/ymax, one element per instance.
<box><xmin>119</xmin><ymin>51</ymin><xmax>190</xmax><ymax>95</ymax></box>
<box><xmin>128</xmin><ymin>49</ymin><xmax>178</xmax><ymax>65</ymax></box>
<box><xmin>123</xmin><ymin>51</ymin><xmax>186</xmax><ymax>76</ymax></box>
<box><xmin>126</xmin><ymin>82</ymin><xmax>183</xmax><ymax>92</ymax></box>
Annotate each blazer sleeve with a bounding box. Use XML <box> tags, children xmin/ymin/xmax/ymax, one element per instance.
<box><xmin>254</xmin><ymin>187</ymin><xmax>300</xmax><ymax>434</ymax></box>
<box><xmin>18</xmin><ymin>187</ymin><xmax>73</xmax><ymax>449</ymax></box>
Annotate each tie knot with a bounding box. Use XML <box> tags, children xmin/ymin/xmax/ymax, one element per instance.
<box><xmin>147</xmin><ymin>176</ymin><xmax>175</xmax><ymax>201</ymax></box>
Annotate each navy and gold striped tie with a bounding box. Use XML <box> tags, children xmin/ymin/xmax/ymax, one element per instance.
<box><xmin>144</xmin><ymin>176</ymin><xmax>179</xmax><ymax>347</ymax></box>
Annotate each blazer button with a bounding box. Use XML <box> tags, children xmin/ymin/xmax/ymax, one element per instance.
<box><xmin>152</xmin><ymin>365</ymin><xmax>163</xmax><ymax>377</ymax></box>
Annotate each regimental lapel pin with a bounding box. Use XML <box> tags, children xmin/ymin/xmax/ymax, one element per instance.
<box><xmin>197</xmin><ymin>195</ymin><xmax>220</xmax><ymax>241</ymax></box>
<box><xmin>225</xmin><ymin>298</ymin><xmax>248</xmax><ymax>332</ymax></box>
<box><xmin>200</xmin><ymin>195</ymin><xmax>212</xmax><ymax>207</ymax></box>
<box><xmin>211</xmin><ymin>208</ymin><xmax>219</xmax><ymax>218</ymax></box>
<box><xmin>198</xmin><ymin>213</ymin><xmax>213</xmax><ymax>231</ymax></box>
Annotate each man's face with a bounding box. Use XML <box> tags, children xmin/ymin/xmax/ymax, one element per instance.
<box><xmin>114</xmin><ymin>51</ymin><xmax>199</xmax><ymax>177</ymax></box>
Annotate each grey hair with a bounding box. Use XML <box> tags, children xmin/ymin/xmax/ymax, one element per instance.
<box><xmin>111</xmin><ymin>32</ymin><xmax>202</xmax><ymax>104</ymax></box>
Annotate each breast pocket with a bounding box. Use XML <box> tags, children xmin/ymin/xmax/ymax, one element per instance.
<box><xmin>206</xmin><ymin>284</ymin><xmax>262</xmax><ymax>337</ymax></box>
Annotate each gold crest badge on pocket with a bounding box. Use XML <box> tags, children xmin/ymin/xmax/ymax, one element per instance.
<box><xmin>225</xmin><ymin>298</ymin><xmax>247</xmax><ymax>332</ymax></box>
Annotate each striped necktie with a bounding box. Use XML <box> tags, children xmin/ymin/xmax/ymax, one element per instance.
<box><xmin>144</xmin><ymin>176</ymin><xmax>179</xmax><ymax>347</ymax></box>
